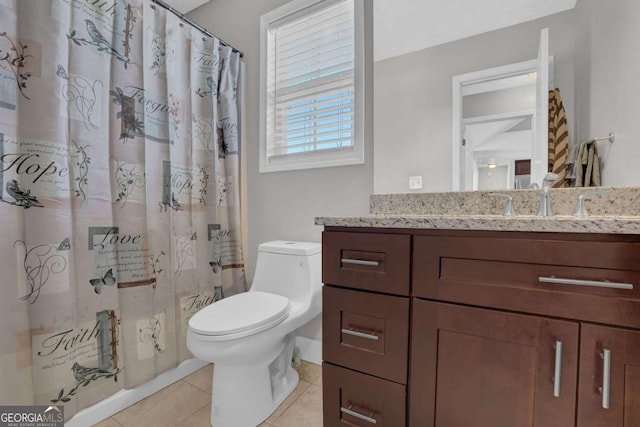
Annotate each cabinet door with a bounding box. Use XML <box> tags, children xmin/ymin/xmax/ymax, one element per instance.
<box><xmin>409</xmin><ymin>300</ymin><xmax>579</xmax><ymax>427</ymax></box>
<box><xmin>578</xmin><ymin>324</ymin><xmax>640</xmax><ymax>427</ymax></box>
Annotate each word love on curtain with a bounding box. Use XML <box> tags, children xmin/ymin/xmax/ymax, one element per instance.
<box><xmin>0</xmin><ymin>0</ymin><xmax>245</xmax><ymax>420</ymax></box>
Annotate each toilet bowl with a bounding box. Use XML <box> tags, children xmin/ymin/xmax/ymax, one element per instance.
<box><xmin>186</xmin><ymin>240</ymin><xmax>322</xmax><ymax>427</ymax></box>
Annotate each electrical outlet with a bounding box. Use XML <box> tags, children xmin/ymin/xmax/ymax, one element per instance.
<box><xmin>409</xmin><ymin>176</ymin><xmax>423</xmax><ymax>190</ymax></box>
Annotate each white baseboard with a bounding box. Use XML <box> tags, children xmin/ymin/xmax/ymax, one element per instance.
<box><xmin>295</xmin><ymin>336</ymin><xmax>322</xmax><ymax>365</ymax></box>
<box><xmin>66</xmin><ymin>338</ymin><xmax>321</xmax><ymax>426</ymax></box>
<box><xmin>66</xmin><ymin>358</ymin><xmax>207</xmax><ymax>427</ymax></box>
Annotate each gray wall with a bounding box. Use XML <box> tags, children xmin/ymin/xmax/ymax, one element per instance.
<box><xmin>374</xmin><ymin>10</ymin><xmax>576</xmax><ymax>194</ymax></box>
<box><xmin>463</xmin><ymin>85</ymin><xmax>536</xmax><ymax>119</ymax></box>
<box><xmin>574</xmin><ymin>0</ymin><xmax>640</xmax><ymax>186</ymax></box>
<box><xmin>189</xmin><ymin>0</ymin><xmax>374</xmax><ymax>340</ymax></box>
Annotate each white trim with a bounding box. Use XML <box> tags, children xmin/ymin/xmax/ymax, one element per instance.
<box><xmin>259</xmin><ymin>0</ymin><xmax>365</xmax><ymax>173</ymax></box>
<box><xmin>65</xmin><ymin>359</ymin><xmax>208</xmax><ymax>427</ymax></box>
<box><xmin>296</xmin><ymin>336</ymin><xmax>322</xmax><ymax>365</ymax></box>
<box><xmin>462</xmin><ymin>109</ymin><xmax>536</xmax><ymax>126</ymax></box>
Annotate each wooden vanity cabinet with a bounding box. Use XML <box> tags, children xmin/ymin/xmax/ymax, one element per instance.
<box><xmin>577</xmin><ymin>324</ymin><xmax>640</xmax><ymax>427</ymax></box>
<box><xmin>322</xmin><ymin>231</ymin><xmax>410</xmax><ymax>426</ymax></box>
<box><xmin>410</xmin><ymin>300</ymin><xmax>580</xmax><ymax>427</ymax></box>
<box><xmin>322</xmin><ymin>228</ymin><xmax>640</xmax><ymax>426</ymax></box>
<box><xmin>411</xmin><ymin>232</ymin><xmax>640</xmax><ymax>427</ymax></box>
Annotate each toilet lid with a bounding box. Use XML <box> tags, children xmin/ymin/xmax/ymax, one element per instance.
<box><xmin>189</xmin><ymin>291</ymin><xmax>290</xmax><ymax>337</ymax></box>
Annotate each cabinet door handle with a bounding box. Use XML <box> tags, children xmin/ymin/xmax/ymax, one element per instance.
<box><xmin>538</xmin><ymin>276</ymin><xmax>633</xmax><ymax>290</ymax></box>
<box><xmin>554</xmin><ymin>340</ymin><xmax>563</xmax><ymax>397</ymax></box>
<box><xmin>601</xmin><ymin>348</ymin><xmax>611</xmax><ymax>409</ymax></box>
<box><xmin>340</xmin><ymin>406</ymin><xmax>377</xmax><ymax>424</ymax></box>
<box><xmin>341</xmin><ymin>328</ymin><xmax>379</xmax><ymax>341</ymax></box>
<box><xmin>341</xmin><ymin>258</ymin><xmax>380</xmax><ymax>267</ymax></box>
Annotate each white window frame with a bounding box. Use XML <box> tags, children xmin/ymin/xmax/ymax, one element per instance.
<box><xmin>259</xmin><ymin>0</ymin><xmax>365</xmax><ymax>173</ymax></box>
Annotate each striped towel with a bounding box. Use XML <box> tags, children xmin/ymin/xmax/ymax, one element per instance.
<box><xmin>548</xmin><ymin>88</ymin><xmax>569</xmax><ymax>187</ymax></box>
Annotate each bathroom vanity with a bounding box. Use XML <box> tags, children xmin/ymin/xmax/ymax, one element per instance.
<box><xmin>318</xmin><ymin>189</ymin><xmax>640</xmax><ymax>427</ymax></box>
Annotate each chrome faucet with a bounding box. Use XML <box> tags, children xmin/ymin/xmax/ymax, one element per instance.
<box><xmin>536</xmin><ymin>173</ymin><xmax>559</xmax><ymax>217</ymax></box>
<box><xmin>489</xmin><ymin>193</ymin><xmax>517</xmax><ymax>216</ymax></box>
<box><xmin>573</xmin><ymin>188</ymin><xmax>612</xmax><ymax>217</ymax></box>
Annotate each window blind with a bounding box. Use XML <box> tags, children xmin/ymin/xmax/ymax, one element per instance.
<box><xmin>266</xmin><ymin>0</ymin><xmax>355</xmax><ymax>158</ymax></box>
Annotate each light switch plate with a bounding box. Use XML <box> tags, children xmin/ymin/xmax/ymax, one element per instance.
<box><xmin>409</xmin><ymin>175</ymin><xmax>423</xmax><ymax>190</ymax></box>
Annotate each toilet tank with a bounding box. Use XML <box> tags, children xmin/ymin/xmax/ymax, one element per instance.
<box><xmin>250</xmin><ymin>241</ymin><xmax>322</xmax><ymax>306</ymax></box>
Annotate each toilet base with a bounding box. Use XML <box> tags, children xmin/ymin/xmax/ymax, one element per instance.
<box><xmin>209</xmin><ymin>336</ymin><xmax>299</xmax><ymax>427</ymax></box>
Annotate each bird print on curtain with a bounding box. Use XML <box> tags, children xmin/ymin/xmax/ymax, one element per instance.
<box><xmin>548</xmin><ymin>88</ymin><xmax>570</xmax><ymax>187</ymax></box>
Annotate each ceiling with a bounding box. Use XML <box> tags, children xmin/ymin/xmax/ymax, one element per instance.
<box><xmin>170</xmin><ymin>0</ymin><xmax>577</xmax><ymax>62</ymax></box>
<box><xmin>374</xmin><ymin>0</ymin><xmax>577</xmax><ymax>62</ymax></box>
<box><xmin>163</xmin><ymin>0</ymin><xmax>210</xmax><ymax>14</ymax></box>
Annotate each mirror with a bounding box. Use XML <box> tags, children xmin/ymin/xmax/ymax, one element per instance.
<box><xmin>453</xmin><ymin>28</ymin><xmax>548</xmax><ymax>191</ymax></box>
<box><xmin>373</xmin><ymin>1</ymin><xmax>640</xmax><ymax>193</ymax></box>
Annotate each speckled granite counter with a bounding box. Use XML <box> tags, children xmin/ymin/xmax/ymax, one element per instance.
<box><xmin>315</xmin><ymin>214</ymin><xmax>640</xmax><ymax>234</ymax></box>
<box><xmin>370</xmin><ymin>187</ymin><xmax>640</xmax><ymax>216</ymax></box>
<box><xmin>315</xmin><ymin>187</ymin><xmax>640</xmax><ymax>234</ymax></box>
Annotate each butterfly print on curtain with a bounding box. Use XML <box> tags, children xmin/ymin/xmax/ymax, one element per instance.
<box><xmin>90</xmin><ymin>268</ymin><xmax>116</xmax><ymax>294</ymax></box>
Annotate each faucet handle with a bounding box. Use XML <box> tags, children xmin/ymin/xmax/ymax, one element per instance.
<box><xmin>542</xmin><ymin>173</ymin><xmax>560</xmax><ymax>189</ymax></box>
<box><xmin>573</xmin><ymin>188</ymin><xmax>613</xmax><ymax>217</ymax></box>
<box><xmin>489</xmin><ymin>193</ymin><xmax>517</xmax><ymax>216</ymax></box>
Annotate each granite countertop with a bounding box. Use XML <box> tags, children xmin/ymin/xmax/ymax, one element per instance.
<box><xmin>315</xmin><ymin>214</ymin><xmax>640</xmax><ymax>234</ymax></box>
<box><xmin>315</xmin><ymin>187</ymin><xmax>640</xmax><ymax>234</ymax></box>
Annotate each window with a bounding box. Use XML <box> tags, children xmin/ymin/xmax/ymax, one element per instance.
<box><xmin>260</xmin><ymin>0</ymin><xmax>364</xmax><ymax>172</ymax></box>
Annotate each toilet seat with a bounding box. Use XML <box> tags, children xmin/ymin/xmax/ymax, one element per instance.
<box><xmin>189</xmin><ymin>291</ymin><xmax>290</xmax><ymax>341</ymax></box>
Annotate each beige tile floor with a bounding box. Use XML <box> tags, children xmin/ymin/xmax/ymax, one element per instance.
<box><xmin>92</xmin><ymin>361</ymin><xmax>323</xmax><ymax>427</ymax></box>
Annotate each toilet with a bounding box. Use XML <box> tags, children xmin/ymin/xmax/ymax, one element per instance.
<box><xmin>186</xmin><ymin>240</ymin><xmax>322</xmax><ymax>427</ymax></box>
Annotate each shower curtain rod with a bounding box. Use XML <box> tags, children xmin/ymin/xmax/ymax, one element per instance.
<box><xmin>150</xmin><ymin>0</ymin><xmax>244</xmax><ymax>58</ymax></box>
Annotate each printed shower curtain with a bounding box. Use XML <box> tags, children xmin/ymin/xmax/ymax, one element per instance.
<box><xmin>0</xmin><ymin>0</ymin><xmax>245</xmax><ymax>420</ymax></box>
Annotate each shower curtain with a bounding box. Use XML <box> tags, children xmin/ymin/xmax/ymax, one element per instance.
<box><xmin>0</xmin><ymin>0</ymin><xmax>245</xmax><ymax>420</ymax></box>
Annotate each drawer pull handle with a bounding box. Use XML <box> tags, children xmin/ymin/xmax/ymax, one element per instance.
<box><xmin>538</xmin><ymin>276</ymin><xmax>633</xmax><ymax>290</ymax></box>
<box><xmin>341</xmin><ymin>258</ymin><xmax>380</xmax><ymax>267</ymax></box>
<box><xmin>341</xmin><ymin>405</ymin><xmax>377</xmax><ymax>424</ymax></box>
<box><xmin>341</xmin><ymin>328</ymin><xmax>379</xmax><ymax>341</ymax></box>
<box><xmin>553</xmin><ymin>340</ymin><xmax>563</xmax><ymax>397</ymax></box>
<box><xmin>601</xmin><ymin>348</ymin><xmax>611</xmax><ymax>409</ymax></box>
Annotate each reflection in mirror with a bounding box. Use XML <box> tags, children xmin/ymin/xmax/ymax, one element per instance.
<box><xmin>373</xmin><ymin>1</ymin><xmax>640</xmax><ymax>194</ymax></box>
<box><xmin>453</xmin><ymin>28</ymin><xmax>550</xmax><ymax>192</ymax></box>
<box><xmin>455</xmin><ymin>62</ymin><xmax>539</xmax><ymax>191</ymax></box>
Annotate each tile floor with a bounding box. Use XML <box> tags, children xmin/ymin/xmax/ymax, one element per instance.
<box><xmin>92</xmin><ymin>361</ymin><xmax>323</xmax><ymax>427</ymax></box>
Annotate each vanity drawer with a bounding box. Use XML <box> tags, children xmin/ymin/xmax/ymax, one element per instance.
<box><xmin>323</xmin><ymin>362</ymin><xmax>406</xmax><ymax>427</ymax></box>
<box><xmin>323</xmin><ymin>285</ymin><xmax>409</xmax><ymax>384</ymax></box>
<box><xmin>323</xmin><ymin>231</ymin><xmax>410</xmax><ymax>295</ymax></box>
<box><xmin>413</xmin><ymin>234</ymin><xmax>640</xmax><ymax>328</ymax></box>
